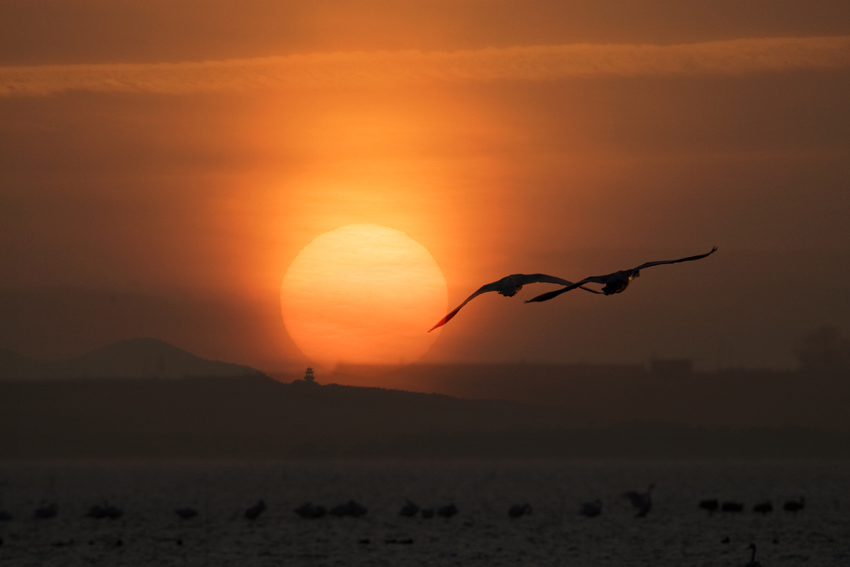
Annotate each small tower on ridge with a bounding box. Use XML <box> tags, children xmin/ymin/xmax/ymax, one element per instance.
<box><xmin>303</xmin><ymin>367</ymin><xmax>315</xmax><ymax>384</ymax></box>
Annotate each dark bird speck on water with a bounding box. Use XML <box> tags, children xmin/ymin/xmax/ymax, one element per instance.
<box><xmin>175</xmin><ymin>507</ymin><xmax>198</xmax><ymax>519</ymax></box>
<box><xmin>86</xmin><ymin>503</ymin><xmax>123</xmax><ymax>519</ymax></box>
<box><xmin>330</xmin><ymin>500</ymin><xmax>367</xmax><ymax>518</ymax></box>
<box><xmin>722</xmin><ymin>501</ymin><xmax>744</xmax><ymax>513</ymax></box>
<box><xmin>34</xmin><ymin>502</ymin><xmax>57</xmax><ymax>519</ymax></box>
<box><xmin>525</xmin><ymin>247</ymin><xmax>717</xmax><ymax>303</ymax></box>
<box><xmin>624</xmin><ymin>484</ymin><xmax>653</xmax><ymax>517</ymax></box>
<box><xmin>580</xmin><ymin>500</ymin><xmax>602</xmax><ymax>517</ymax></box>
<box><xmin>399</xmin><ymin>500</ymin><xmax>419</xmax><ymax>517</ymax></box>
<box><xmin>753</xmin><ymin>501</ymin><xmax>773</xmax><ymax>514</ymax></box>
<box><xmin>508</xmin><ymin>503</ymin><xmax>532</xmax><ymax>518</ymax></box>
<box><xmin>244</xmin><ymin>499</ymin><xmax>265</xmax><ymax>520</ymax></box>
<box><xmin>783</xmin><ymin>496</ymin><xmax>805</xmax><ymax>513</ymax></box>
<box><xmin>294</xmin><ymin>502</ymin><xmax>326</xmax><ymax>519</ymax></box>
<box><xmin>699</xmin><ymin>498</ymin><xmax>719</xmax><ymax>514</ymax></box>
<box><xmin>437</xmin><ymin>504</ymin><xmax>458</xmax><ymax>518</ymax></box>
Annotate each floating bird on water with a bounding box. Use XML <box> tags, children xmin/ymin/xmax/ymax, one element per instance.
<box><xmin>399</xmin><ymin>500</ymin><xmax>420</xmax><ymax>517</ymax></box>
<box><xmin>745</xmin><ymin>543</ymin><xmax>762</xmax><ymax>567</ymax></box>
<box><xmin>429</xmin><ymin>273</ymin><xmax>601</xmax><ymax>331</ymax></box>
<box><xmin>699</xmin><ymin>499</ymin><xmax>719</xmax><ymax>514</ymax></box>
<box><xmin>525</xmin><ymin>247</ymin><xmax>717</xmax><ymax>303</ymax></box>
<box><xmin>175</xmin><ymin>507</ymin><xmax>198</xmax><ymax>519</ymax></box>
<box><xmin>579</xmin><ymin>500</ymin><xmax>602</xmax><ymax>518</ymax></box>
<box><xmin>245</xmin><ymin>500</ymin><xmax>266</xmax><ymax>520</ymax></box>
<box><xmin>294</xmin><ymin>502</ymin><xmax>326</xmax><ymax>519</ymax></box>
<box><xmin>722</xmin><ymin>501</ymin><xmax>744</xmax><ymax>513</ymax></box>
<box><xmin>437</xmin><ymin>504</ymin><xmax>458</xmax><ymax>518</ymax></box>
<box><xmin>783</xmin><ymin>496</ymin><xmax>805</xmax><ymax>513</ymax></box>
<box><xmin>624</xmin><ymin>484</ymin><xmax>654</xmax><ymax>517</ymax></box>
<box><xmin>508</xmin><ymin>504</ymin><xmax>532</xmax><ymax>518</ymax></box>
<box><xmin>330</xmin><ymin>500</ymin><xmax>367</xmax><ymax>518</ymax></box>
<box><xmin>34</xmin><ymin>503</ymin><xmax>58</xmax><ymax>519</ymax></box>
<box><xmin>86</xmin><ymin>503</ymin><xmax>123</xmax><ymax>519</ymax></box>
<box><xmin>753</xmin><ymin>501</ymin><xmax>773</xmax><ymax>514</ymax></box>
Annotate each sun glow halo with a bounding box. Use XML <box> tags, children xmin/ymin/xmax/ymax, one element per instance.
<box><xmin>281</xmin><ymin>224</ymin><xmax>447</xmax><ymax>372</ymax></box>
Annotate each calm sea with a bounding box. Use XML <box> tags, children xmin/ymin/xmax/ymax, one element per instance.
<box><xmin>0</xmin><ymin>460</ymin><xmax>848</xmax><ymax>566</ymax></box>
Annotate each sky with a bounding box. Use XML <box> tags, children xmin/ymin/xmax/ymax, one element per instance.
<box><xmin>2</xmin><ymin>1</ymin><xmax>850</xmax><ymax>379</ymax></box>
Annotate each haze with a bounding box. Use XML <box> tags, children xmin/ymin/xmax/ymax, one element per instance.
<box><xmin>2</xmin><ymin>1</ymin><xmax>850</xmax><ymax>377</ymax></box>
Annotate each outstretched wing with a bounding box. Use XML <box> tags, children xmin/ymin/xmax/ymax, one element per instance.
<box><xmin>524</xmin><ymin>274</ymin><xmax>609</xmax><ymax>303</ymax></box>
<box><xmin>525</xmin><ymin>247</ymin><xmax>717</xmax><ymax>303</ymax></box>
<box><xmin>428</xmin><ymin>280</ymin><xmax>504</xmax><ymax>332</ymax></box>
<box><xmin>631</xmin><ymin>246</ymin><xmax>718</xmax><ymax>271</ymax></box>
<box><xmin>516</xmin><ymin>273</ymin><xmax>605</xmax><ymax>299</ymax></box>
<box><xmin>512</xmin><ymin>273</ymin><xmax>578</xmax><ymax>287</ymax></box>
<box><xmin>429</xmin><ymin>273</ymin><xmax>602</xmax><ymax>331</ymax></box>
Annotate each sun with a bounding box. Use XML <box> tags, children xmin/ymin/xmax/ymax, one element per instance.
<box><xmin>280</xmin><ymin>224</ymin><xmax>447</xmax><ymax>372</ymax></box>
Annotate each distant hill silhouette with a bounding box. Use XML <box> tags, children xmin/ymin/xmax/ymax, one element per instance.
<box><xmin>0</xmin><ymin>337</ymin><xmax>264</xmax><ymax>381</ymax></box>
<box><xmin>1</xmin><ymin>375</ymin><xmax>847</xmax><ymax>460</ymax></box>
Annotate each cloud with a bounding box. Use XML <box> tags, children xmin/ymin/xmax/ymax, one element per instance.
<box><xmin>2</xmin><ymin>36</ymin><xmax>849</xmax><ymax>97</ymax></box>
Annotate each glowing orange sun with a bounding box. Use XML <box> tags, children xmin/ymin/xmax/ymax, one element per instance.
<box><xmin>281</xmin><ymin>224</ymin><xmax>447</xmax><ymax>371</ymax></box>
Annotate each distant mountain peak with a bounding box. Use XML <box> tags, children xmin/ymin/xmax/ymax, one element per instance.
<box><xmin>0</xmin><ymin>337</ymin><xmax>265</xmax><ymax>382</ymax></box>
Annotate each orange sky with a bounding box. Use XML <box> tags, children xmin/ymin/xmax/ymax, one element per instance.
<box><xmin>2</xmin><ymin>1</ymin><xmax>850</xmax><ymax>377</ymax></box>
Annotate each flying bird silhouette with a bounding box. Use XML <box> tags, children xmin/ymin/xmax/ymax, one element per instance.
<box><xmin>525</xmin><ymin>247</ymin><xmax>717</xmax><ymax>303</ymax></box>
<box><xmin>429</xmin><ymin>273</ymin><xmax>601</xmax><ymax>331</ymax></box>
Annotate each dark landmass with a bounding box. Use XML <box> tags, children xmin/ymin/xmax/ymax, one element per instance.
<box><xmin>325</xmin><ymin>361</ymin><xmax>850</xmax><ymax>430</ymax></box>
<box><xmin>1</xmin><ymin>338</ymin><xmax>848</xmax><ymax>460</ymax></box>
<box><xmin>1</xmin><ymin>375</ymin><xmax>848</xmax><ymax>460</ymax></box>
<box><xmin>0</xmin><ymin>337</ymin><xmax>264</xmax><ymax>381</ymax></box>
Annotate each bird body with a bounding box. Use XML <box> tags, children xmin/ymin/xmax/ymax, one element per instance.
<box><xmin>295</xmin><ymin>502</ymin><xmax>326</xmax><ymax>519</ymax></box>
<box><xmin>245</xmin><ymin>500</ymin><xmax>266</xmax><ymax>520</ymax></box>
<box><xmin>399</xmin><ymin>500</ymin><xmax>420</xmax><ymax>517</ymax></box>
<box><xmin>508</xmin><ymin>503</ymin><xmax>532</xmax><ymax>518</ymax></box>
<box><xmin>175</xmin><ymin>507</ymin><xmax>198</xmax><ymax>519</ymax></box>
<box><xmin>86</xmin><ymin>503</ymin><xmax>123</xmax><ymax>519</ymax></box>
<box><xmin>437</xmin><ymin>504</ymin><xmax>458</xmax><ymax>518</ymax></box>
<box><xmin>580</xmin><ymin>500</ymin><xmax>602</xmax><ymax>517</ymax></box>
<box><xmin>624</xmin><ymin>484</ymin><xmax>654</xmax><ymax>517</ymax></box>
<box><xmin>722</xmin><ymin>501</ymin><xmax>744</xmax><ymax>513</ymax></box>
<box><xmin>34</xmin><ymin>503</ymin><xmax>58</xmax><ymax>519</ymax></box>
<box><xmin>783</xmin><ymin>497</ymin><xmax>805</xmax><ymax>513</ymax></box>
<box><xmin>430</xmin><ymin>273</ymin><xmax>600</xmax><ymax>331</ymax></box>
<box><xmin>525</xmin><ymin>247</ymin><xmax>717</xmax><ymax>303</ymax></box>
<box><xmin>753</xmin><ymin>501</ymin><xmax>773</xmax><ymax>514</ymax></box>
<box><xmin>330</xmin><ymin>500</ymin><xmax>367</xmax><ymax>518</ymax></box>
<box><xmin>699</xmin><ymin>499</ymin><xmax>719</xmax><ymax>514</ymax></box>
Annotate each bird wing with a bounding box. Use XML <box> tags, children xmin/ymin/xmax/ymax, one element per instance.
<box><xmin>428</xmin><ymin>280</ymin><xmax>506</xmax><ymax>332</ymax></box>
<box><xmin>523</xmin><ymin>274</ymin><xmax>609</xmax><ymax>303</ymax></box>
<box><xmin>524</xmin><ymin>247</ymin><xmax>717</xmax><ymax>303</ymax></box>
<box><xmin>511</xmin><ymin>273</ymin><xmax>577</xmax><ymax>287</ymax></box>
<box><xmin>512</xmin><ymin>273</ymin><xmax>604</xmax><ymax>292</ymax></box>
<box><xmin>631</xmin><ymin>246</ymin><xmax>718</xmax><ymax>271</ymax></box>
<box><xmin>429</xmin><ymin>274</ymin><xmax>602</xmax><ymax>331</ymax></box>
